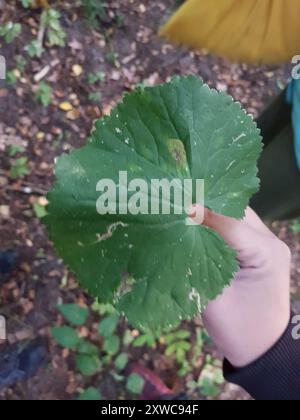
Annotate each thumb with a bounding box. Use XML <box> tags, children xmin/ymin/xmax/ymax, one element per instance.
<box><xmin>190</xmin><ymin>205</ymin><xmax>266</xmax><ymax>253</ymax></box>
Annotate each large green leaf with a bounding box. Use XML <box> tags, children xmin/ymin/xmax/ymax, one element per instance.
<box><xmin>45</xmin><ymin>76</ymin><xmax>262</xmax><ymax>330</ymax></box>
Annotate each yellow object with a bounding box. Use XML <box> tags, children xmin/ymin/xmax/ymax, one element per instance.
<box><xmin>59</xmin><ymin>102</ymin><xmax>73</xmax><ymax>112</ymax></box>
<box><xmin>72</xmin><ymin>64</ymin><xmax>83</xmax><ymax>77</ymax></box>
<box><xmin>160</xmin><ymin>0</ymin><xmax>300</xmax><ymax>64</ymax></box>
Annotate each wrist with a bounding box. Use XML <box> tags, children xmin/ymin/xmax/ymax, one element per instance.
<box><xmin>224</xmin><ymin>313</ymin><xmax>300</xmax><ymax>400</ymax></box>
<box><xmin>227</xmin><ymin>307</ymin><xmax>291</xmax><ymax>369</ymax></box>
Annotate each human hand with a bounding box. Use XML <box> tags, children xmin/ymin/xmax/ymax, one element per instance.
<box><xmin>191</xmin><ymin>206</ymin><xmax>291</xmax><ymax>368</ymax></box>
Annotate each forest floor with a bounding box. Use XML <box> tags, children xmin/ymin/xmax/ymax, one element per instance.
<box><xmin>0</xmin><ymin>0</ymin><xmax>299</xmax><ymax>400</ymax></box>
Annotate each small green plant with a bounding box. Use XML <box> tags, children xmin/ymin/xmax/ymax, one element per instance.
<box><xmin>10</xmin><ymin>157</ymin><xmax>30</xmax><ymax>179</ymax></box>
<box><xmin>51</xmin><ymin>303</ymin><xmax>102</xmax><ymax>376</ymax></box>
<box><xmin>41</xmin><ymin>9</ymin><xmax>66</xmax><ymax>47</ymax></box>
<box><xmin>133</xmin><ymin>331</ymin><xmax>159</xmax><ymax>349</ymax></box>
<box><xmin>25</xmin><ymin>40</ymin><xmax>44</xmax><ymax>58</ymax></box>
<box><xmin>187</xmin><ymin>355</ymin><xmax>224</xmax><ymax>398</ymax></box>
<box><xmin>51</xmin><ymin>301</ymin><xmax>215</xmax><ymax>399</ymax></box>
<box><xmin>8</xmin><ymin>145</ymin><xmax>25</xmax><ymax>157</ymax></box>
<box><xmin>35</xmin><ymin>81</ymin><xmax>52</xmax><ymax>107</ymax></box>
<box><xmin>163</xmin><ymin>329</ymin><xmax>192</xmax><ymax>376</ymax></box>
<box><xmin>105</xmin><ymin>50</ymin><xmax>119</xmax><ymax>67</ymax></box>
<box><xmin>88</xmin><ymin>71</ymin><xmax>106</xmax><ymax>85</ymax></box>
<box><xmin>133</xmin><ymin>325</ymin><xmax>205</xmax><ymax>378</ymax></box>
<box><xmin>25</xmin><ymin>8</ymin><xmax>66</xmax><ymax>58</ymax></box>
<box><xmin>98</xmin><ymin>314</ymin><xmax>121</xmax><ymax>356</ymax></box>
<box><xmin>0</xmin><ymin>22</ymin><xmax>22</xmax><ymax>44</ymax></box>
<box><xmin>92</xmin><ymin>300</ymin><xmax>116</xmax><ymax>316</ymax></box>
<box><xmin>8</xmin><ymin>145</ymin><xmax>28</xmax><ymax>179</ymax></box>
<box><xmin>81</xmin><ymin>0</ymin><xmax>123</xmax><ymax>31</ymax></box>
<box><xmin>51</xmin><ymin>303</ymin><xmax>130</xmax><ymax>381</ymax></box>
<box><xmin>198</xmin><ymin>357</ymin><xmax>224</xmax><ymax>398</ymax></box>
<box><xmin>81</xmin><ymin>0</ymin><xmax>107</xmax><ymax>29</ymax></box>
<box><xmin>88</xmin><ymin>92</ymin><xmax>102</xmax><ymax>102</ymax></box>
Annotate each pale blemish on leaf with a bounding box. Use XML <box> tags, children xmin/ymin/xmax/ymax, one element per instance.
<box><xmin>94</xmin><ymin>222</ymin><xmax>128</xmax><ymax>244</ymax></box>
<box><xmin>114</xmin><ymin>275</ymin><xmax>136</xmax><ymax>301</ymax></box>
<box><xmin>232</xmin><ymin>133</ymin><xmax>246</xmax><ymax>143</ymax></box>
<box><xmin>189</xmin><ymin>287</ymin><xmax>202</xmax><ymax>314</ymax></box>
<box><xmin>129</xmin><ymin>164</ymin><xmax>142</xmax><ymax>173</ymax></box>
<box><xmin>167</xmin><ymin>138</ymin><xmax>188</xmax><ymax>171</ymax></box>
<box><xmin>226</xmin><ymin>160</ymin><xmax>236</xmax><ymax>171</ymax></box>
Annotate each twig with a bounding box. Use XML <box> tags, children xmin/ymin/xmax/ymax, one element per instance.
<box><xmin>34</xmin><ymin>59</ymin><xmax>60</xmax><ymax>83</ymax></box>
<box><xmin>37</xmin><ymin>11</ymin><xmax>47</xmax><ymax>54</ymax></box>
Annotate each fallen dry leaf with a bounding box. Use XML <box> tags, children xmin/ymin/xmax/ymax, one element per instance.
<box><xmin>66</xmin><ymin>109</ymin><xmax>80</xmax><ymax>120</ymax></box>
<box><xmin>71</xmin><ymin>64</ymin><xmax>83</xmax><ymax>77</ymax></box>
<box><xmin>59</xmin><ymin>102</ymin><xmax>73</xmax><ymax>111</ymax></box>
